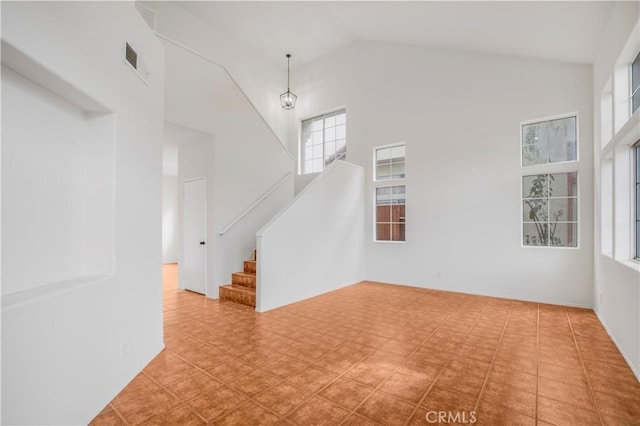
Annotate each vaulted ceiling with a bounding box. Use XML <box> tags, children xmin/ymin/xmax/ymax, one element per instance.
<box><xmin>176</xmin><ymin>1</ymin><xmax>614</xmax><ymax>67</ymax></box>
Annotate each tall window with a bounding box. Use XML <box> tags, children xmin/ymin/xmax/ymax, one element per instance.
<box><xmin>632</xmin><ymin>51</ymin><xmax>640</xmax><ymax>115</ymax></box>
<box><xmin>374</xmin><ymin>144</ymin><xmax>406</xmax><ymax>242</ymax></box>
<box><xmin>521</xmin><ymin>114</ymin><xmax>579</xmax><ymax>248</ymax></box>
<box><xmin>635</xmin><ymin>142</ymin><xmax>640</xmax><ymax>259</ymax></box>
<box><xmin>300</xmin><ymin>109</ymin><xmax>346</xmax><ymax>174</ymax></box>
<box><xmin>522</xmin><ymin>173</ymin><xmax>578</xmax><ymax>247</ymax></box>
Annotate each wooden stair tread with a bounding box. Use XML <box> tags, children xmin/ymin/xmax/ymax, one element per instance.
<box><xmin>231</xmin><ymin>272</ymin><xmax>256</xmax><ymax>289</ymax></box>
<box><xmin>219</xmin><ymin>250</ymin><xmax>257</xmax><ymax>308</ymax></box>
<box><xmin>220</xmin><ymin>284</ymin><xmax>255</xmax><ymax>293</ymax></box>
<box><xmin>219</xmin><ymin>284</ymin><xmax>255</xmax><ymax>308</ymax></box>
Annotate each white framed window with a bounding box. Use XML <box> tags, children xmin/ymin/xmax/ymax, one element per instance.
<box><xmin>522</xmin><ymin>172</ymin><xmax>578</xmax><ymax>247</ymax></box>
<box><xmin>375</xmin><ymin>143</ymin><xmax>405</xmax><ymax>181</ymax></box>
<box><xmin>634</xmin><ymin>141</ymin><xmax>640</xmax><ymax>259</ymax></box>
<box><xmin>521</xmin><ymin>114</ymin><xmax>577</xmax><ymax>166</ymax></box>
<box><xmin>300</xmin><ymin>109</ymin><xmax>346</xmax><ymax>175</ymax></box>
<box><xmin>374</xmin><ymin>143</ymin><xmax>406</xmax><ymax>242</ymax></box>
<box><xmin>601</xmin><ymin>155</ymin><xmax>613</xmax><ymax>256</ymax></box>
<box><xmin>632</xmin><ymin>51</ymin><xmax>640</xmax><ymax>115</ymax></box>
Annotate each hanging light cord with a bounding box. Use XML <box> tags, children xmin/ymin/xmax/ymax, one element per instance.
<box><xmin>286</xmin><ymin>53</ymin><xmax>291</xmax><ymax>91</ymax></box>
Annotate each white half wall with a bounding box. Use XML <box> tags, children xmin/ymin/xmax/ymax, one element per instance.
<box><xmin>1</xmin><ymin>2</ymin><xmax>165</xmax><ymax>424</ymax></box>
<box><xmin>291</xmin><ymin>41</ymin><xmax>594</xmax><ymax>308</ymax></box>
<box><xmin>163</xmin><ymin>176</ymin><xmax>178</xmax><ymax>263</ymax></box>
<box><xmin>257</xmin><ymin>161</ymin><xmax>366</xmax><ymax>312</ymax></box>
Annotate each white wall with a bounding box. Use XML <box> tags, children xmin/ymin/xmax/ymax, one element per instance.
<box><xmin>1</xmin><ymin>2</ymin><xmax>165</xmax><ymax>424</ymax></box>
<box><xmin>592</xmin><ymin>1</ymin><xmax>640</xmax><ymax>378</ymax></box>
<box><xmin>257</xmin><ymin>161</ymin><xmax>366</xmax><ymax>312</ymax></box>
<box><xmin>1</xmin><ymin>66</ymin><xmax>114</xmax><ymax>294</ymax></box>
<box><xmin>161</xmin><ymin>30</ymin><xmax>293</xmax><ymax>299</ymax></box>
<box><xmin>292</xmin><ymin>41</ymin><xmax>594</xmax><ymax>307</ymax></box>
<box><xmin>149</xmin><ymin>1</ymin><xmax>292</xmax><ymax>147</ymax></box>
<box><xmin>162</xmin><ymin>175</ymin><xmax>178</xmax><ymax>263</ymax></box>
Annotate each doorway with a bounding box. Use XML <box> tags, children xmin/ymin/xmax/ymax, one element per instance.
<box><xmin>182</xmin><ymin>177</ymin><xmax>207</xmax><ymax>294</ymax></box>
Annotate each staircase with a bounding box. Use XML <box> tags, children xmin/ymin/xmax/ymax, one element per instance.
<box><xmin>219</xmin><ymin>250</ymin><xmax>256</xmax><ymax>308</ymax></box>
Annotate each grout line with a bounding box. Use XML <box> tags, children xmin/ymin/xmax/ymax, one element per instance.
<box><xmin>535</xmin><ymin>303</ymin><xmax>540</xmax><ymax>422</ymax></box>
<box><xmin>472</xmin><ymin>301</ymin><xmax>515</xmax><ymax>414</ymax></box>
<box><xmin>106</xmin><ymin>403</ymin><xmax>129</xmax><ymax>426</ymax></box>
<box><xmin>400</xmin><ymin>298</ymin><xmax>497</xmax><ymax>426</ymax></box>
<box><xmin>564</xmin><ymin>308</ymin><xmax>605</xmax><ymax>426</ymax></box>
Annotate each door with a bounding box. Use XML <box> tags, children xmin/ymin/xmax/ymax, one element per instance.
<box><xmin>182</xmin><ymin>178</ymin><xmax>206</xmax><ymax>294</ymax></box>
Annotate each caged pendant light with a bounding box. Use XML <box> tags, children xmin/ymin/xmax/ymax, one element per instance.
<box><xmin>280</xmin><ymin>53</ymin><xmax>297</xmax><ymax>110</ymax></box>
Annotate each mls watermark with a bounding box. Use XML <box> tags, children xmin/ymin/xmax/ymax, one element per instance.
<box><xmin>425</xmin><ymin>410</ymin><xmax>477</xmax><ymax>424</ymax></box>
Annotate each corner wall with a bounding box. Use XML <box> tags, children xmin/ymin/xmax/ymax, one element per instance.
<box><xmin>292</xmin><ymin>41</ymin><xmax>594</xmax><ymax>307</ymax></box>
<box><xmin>163</xmin><ymin>176</ymin><xmax>178</xmax><ymax>264</ymax></box>
<box><xmin>592</xmin><ymin>1</ymin><xmax>640</xmax><ymax>378</ymax></box>
<box><xmin>1</xmin><ymin>2</ymin><xmax>165</xmax><ymax>424</ymax></box>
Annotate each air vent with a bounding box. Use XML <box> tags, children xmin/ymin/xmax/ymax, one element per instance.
<box><xmin>123</xmin><ymin>42</ymin><xmax>149</xmax><ymax>85</ymax></box>
<box><xmin>125</xmin><ymin>43</ymin><xmax>138</xmax><ymax>70</ymax></box>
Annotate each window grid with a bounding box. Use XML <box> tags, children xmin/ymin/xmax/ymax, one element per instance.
<box><xmin>374</xmin><ymin>143</ymin><xmax>406</xmax><ymax>243</ymax></box>
<box><xmin>522</xmin><ymin>173</ymin><xmax>578</xmax><ymax>247</ymax></box>
<box><xmin>375</xmin><ymin>186</ymin><xmax>406</xmax><ymax>242</ymax></box>
<box><xmin>375</xmin><ymin>144</ymin><xmax>406</xmax><ymax>181</ymax></box>
<box><xmin>301</xmin><ymin>109</ymin><xmax>346</xmax><ymax>174</ymax></box>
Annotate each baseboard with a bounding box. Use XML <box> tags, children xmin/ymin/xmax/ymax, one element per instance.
<box><xmin>364</xmin><ymin>280</ymin><xmax>593</xmax><ymax>309</ymax></box>
<box><xmin>594</xmin><ymin>310</ymin><xmax>640</xmax><ymax>382</ymax></box>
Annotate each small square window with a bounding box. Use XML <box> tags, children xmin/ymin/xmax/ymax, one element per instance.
<box><xmin>522</xmin><ymin>116</ymin><xmax>577</xmax><ymax>166</ymax></box>
<box><xmin>375</xmin><ymin>143</ymin><xmax>405</xmax><ymax>181</ymax></box>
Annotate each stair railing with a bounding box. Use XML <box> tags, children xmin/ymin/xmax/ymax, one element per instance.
<box><xmin>218</xmin><ymin>171</ymin><xmax>293</xmax><ymax>236</ymax></box>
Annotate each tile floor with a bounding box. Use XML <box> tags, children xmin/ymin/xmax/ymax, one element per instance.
<box><xmin>91</xmin><ymin>265</ymin><xmax>640</xmax><ymax>425</ymax></box>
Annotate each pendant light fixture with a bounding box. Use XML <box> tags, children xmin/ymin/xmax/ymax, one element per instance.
<box><xmin>280</xmin><ymin>53</ymin><xmax>297</xmax><ymax>110</ymax></box>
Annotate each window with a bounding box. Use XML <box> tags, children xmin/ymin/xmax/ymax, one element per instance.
<box><xmin>601</xmin><ymin>156</ymin><xmax>613</xmax><ymax>256</ymax></box>
<box><xmin>300</xmin><ymin>109</ymin><xmax>346</xmax><ymax>174</ymax></box>
<box><xmin>522</xmin><ymin>172</ymin><xmax>578</xmax><ymax>247</ymax></box>
<box><xmin>632</xmin><ymin>51</ymin><xmax>640</xmax><ymax>115</ymax></box>
<box><xmin>375</xmin><ymin>144</ymin><xmax>405</xmax><ymax>181</ymax></box>
<box><xmin>521</xmin><ymin>115</ymin><xmax>577</xmax><ymax>166</ymax></box>
<box><xmin>374</xmin><ymin>143</ymin><xmax>406</xmax><ymax>242</ymax></box>
<box><xmin>635</xmin><ymin>142</ymin><xmax>640</xmax><ymax>259</ymax></box>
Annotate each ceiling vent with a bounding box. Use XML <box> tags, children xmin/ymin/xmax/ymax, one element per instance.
<box><xmin>124</xmin><ymin>42</ymin><xmax>149</xmax><ymax>85</ymax></box>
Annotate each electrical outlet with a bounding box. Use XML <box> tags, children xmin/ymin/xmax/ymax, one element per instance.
<box><xmin>599</xmin><ymin>294</ymin><xmax>603</xmax><ymax>304</ymax></box>
<box><xmin>122</xmin><ymin>342</ymin><xmax>130</xmax><ymax>359</ymax></box>
<box><xmin>437</xmin><ymin>271</ymin><xmax>443</xmax><ymax>279</ymax></box>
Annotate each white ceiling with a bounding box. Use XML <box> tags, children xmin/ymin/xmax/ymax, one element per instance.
<box><xmin>176</xmin><ymin>1</ymin><xmax>614</xmax><ymax>67</ymax></box>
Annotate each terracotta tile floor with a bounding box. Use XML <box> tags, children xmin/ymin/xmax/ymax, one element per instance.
<box><xmin>91</xmin><ymin>264</ymin><xmax>640</xmax><ymax>425</ymax></box>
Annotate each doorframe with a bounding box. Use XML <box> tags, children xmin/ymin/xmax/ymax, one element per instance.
<box><xmin>181</xmin><ymin>176</ymin><xmax>208</xmax><ymax>296</ymax></box>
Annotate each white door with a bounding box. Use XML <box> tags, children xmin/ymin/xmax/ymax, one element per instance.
<box><xmin>182</xmin><ymin>178</ymin><xmax>206</xmax><ymax>294</ymax></box>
